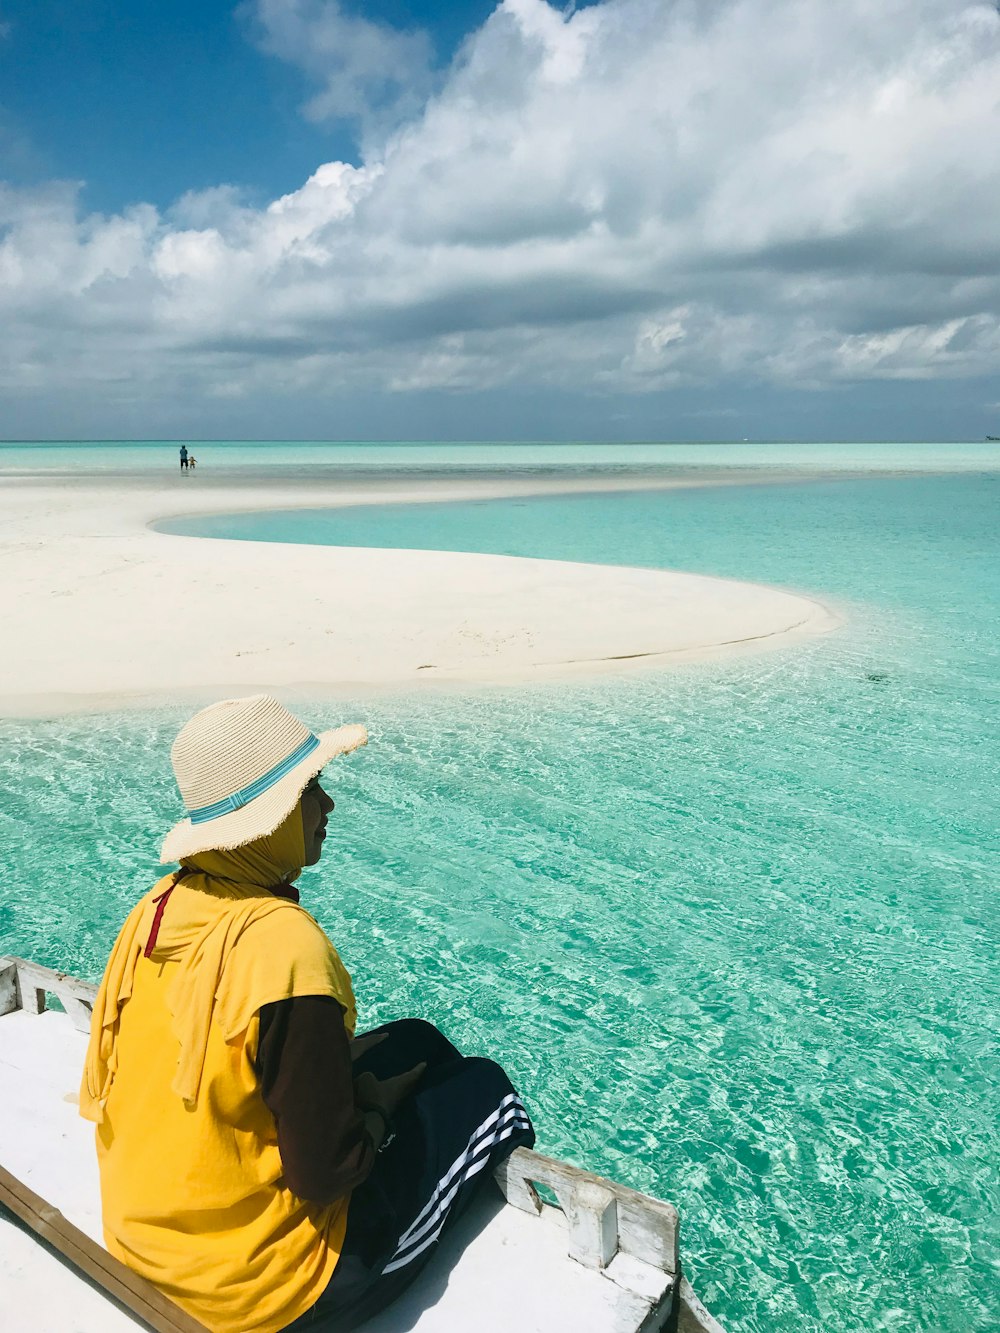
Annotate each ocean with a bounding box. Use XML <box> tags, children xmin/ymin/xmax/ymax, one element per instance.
<box><xmin>2</xmin><ymin>446</ymin><xmax>998</xmax><ymax>1332</ymax></box>
<box><xmin>3</xmin><ymin>437</ymin><xmax>999</xmax><ymax>474</ymax></box>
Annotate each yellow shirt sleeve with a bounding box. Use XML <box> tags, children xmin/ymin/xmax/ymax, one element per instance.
<box><xmin>216</xmin><ymin>905</ymin><xmax>358</xmax><ymax>1041</ymax></box>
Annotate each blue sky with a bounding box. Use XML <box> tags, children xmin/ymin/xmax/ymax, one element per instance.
<box><xmin>0</xmin><ymin>1</ymin><xmax>498</xmax><ymax>213</ymax></box>
<box><xmin>1</xmin><ymin>0</ymin><xmax>999</xmax><ymax>441</ymax></box>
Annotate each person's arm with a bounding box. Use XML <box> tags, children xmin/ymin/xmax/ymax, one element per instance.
<box><xmin>256</xmin><ymin>995</ymin><xmax>384</xmax><ymax>1205</ymax></box>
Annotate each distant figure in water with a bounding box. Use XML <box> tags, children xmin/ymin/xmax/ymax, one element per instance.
<box><xmin>179</xmin><ymin>444</ymin><xmax>189</xmax><ymax>472</ymax></box>
<box><xmin>188</xmin><ymin>454</ymin><xmax>197</xmax><ymax>471</ymax></box>
<box><xmin>81</xmin><ymin>695</ymin><xmax>534</xmax><ymax>1331</ymax></box>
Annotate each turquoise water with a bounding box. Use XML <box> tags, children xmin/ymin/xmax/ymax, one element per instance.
<box><xmin>3</xmin><ymin>472</ymin><xmax>999</xmax><ymax>1331</ymax></box>
<box><xmin>3</xmin><ymin>438</ymin><xmax>1000</xmax><ymax>473</ymax></box>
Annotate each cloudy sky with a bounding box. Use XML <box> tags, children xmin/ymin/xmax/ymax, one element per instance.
<box><xmin>1</xmin><ymin>0</ymin><xmax>999</xmax><ymax>441</ymax></box>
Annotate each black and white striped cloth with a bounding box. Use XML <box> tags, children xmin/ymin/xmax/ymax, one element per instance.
<box><xmin>383</xmin><ymin>1091</ymin><xmax>532</xmax><ymax>1274</ymax></box>
<box><xmin>285</xmin><ymin>1017</ymin><xmax>535</xmax><ymax>1331</ymax></box>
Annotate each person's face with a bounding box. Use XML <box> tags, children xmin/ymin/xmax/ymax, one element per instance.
<box><xmin>300</xmin><ymin>775</ymin><xmax>335</xmax><ymax>866</ymax></box>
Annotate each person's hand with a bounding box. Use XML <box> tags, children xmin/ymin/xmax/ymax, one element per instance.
<box><xmin>349</xmin><ymin>1031</ymin><xmax>389</xmax><ymax>1062</ymax></box>
<box><xmin>355</xmin><ymin>1062</ymin><xmax>427</xmax><ymax>1118</ymax></box>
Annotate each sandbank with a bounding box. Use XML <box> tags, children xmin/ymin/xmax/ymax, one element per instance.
<box><xmin>0</xmin><ymin>469</ymin><xmax>840</xmax><ymax>717</ymax></box>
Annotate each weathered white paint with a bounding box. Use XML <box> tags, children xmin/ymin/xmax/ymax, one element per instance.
<box><xmin>0</xmin><ymin>959</ymin><xmax>18</xmax><ymax>1017</ymax></box>
<box><xmin>495</xmin><ymin>1146</ymin><xmax>680</xmax><ymax>1274</ymax></box>
<box><xmin>1</xmin><ymin>1219</ymin><xmax>143</xmax><ymax>1333</ymax></box>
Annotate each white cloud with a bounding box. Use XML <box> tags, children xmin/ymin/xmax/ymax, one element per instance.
<box><xmin>1</xmin><ymin>0</ymin><xmax>1000</xmax><ymax>432</ymax></box>
<box><xmin>833</xmin><ymin>317</ymin><xmax>1000</xmax><ymax>381</ymax></box>
<box><xmin>243</xmin><ymin>0</ymin><xmax>435</xmax><ymax>145</ymax></box>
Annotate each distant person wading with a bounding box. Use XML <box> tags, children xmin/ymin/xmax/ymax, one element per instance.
<box><xmin>179</xmin><ymin>444</ymin><xmax>189</xmax><ymax>472</ymax></box>
<box><xmin>81</xmin><ymin>695</ymin><xmax>534</xmax><ymax>1332</ymax></box>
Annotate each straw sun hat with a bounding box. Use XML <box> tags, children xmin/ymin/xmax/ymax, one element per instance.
<box><xmin>160</xmin><ymin>694</ymin><xmax>367</xmax><ymax>864</ymax></box>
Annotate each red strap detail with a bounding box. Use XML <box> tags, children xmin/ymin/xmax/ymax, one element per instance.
<box><xmin>144</xmin><ymin>883</ymin><xmax>177</xmax><ymax>959</ymax></box>
<box><xmin>143</xmin><ymin>872</ymin><xmax>295</xmax><ymax>959</ymax></box>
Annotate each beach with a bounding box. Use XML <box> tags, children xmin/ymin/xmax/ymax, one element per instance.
<box><xmin>2</xmin><ymin>457</ymin><xmax>998</xmax><ymax>1333</ymax></box>
<box><xmin>0</xmin><ymin>466</ymin><xmax>839</xmax><ymax>716</ymax></box>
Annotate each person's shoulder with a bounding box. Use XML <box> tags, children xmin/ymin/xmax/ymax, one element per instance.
<box><xmin>217</xmin><ymin>903</ymin><xmax>347</xmax><ymax>1035</ymax></box>
<box><xmin>240</xmin><ymin>900</ymin><xmax>333</xmax><ymax>962</ymax></box>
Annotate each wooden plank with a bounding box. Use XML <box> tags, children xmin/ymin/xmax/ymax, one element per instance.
<box><xmin>0</xmin><ymin>960</ymin><xmax>18</xmax><ymax>1017</ymax></box>
<box><xmin>6</xmin><ymin>956</ymin><xmax>99</xmax><ymax>1004</ymax></box>
<box><xmin>564</xmin><ymin>1179</ymin><xmax>618</xmax><ymax>1270</ymax></box>
<box><xmin>615</xmin><ymin>1186</ymin><xmax>680</xmax><ymax>1275</ymax></box>
<box><xmin>60</xmin><ymin>994</ymin><xmax>96</xmax><ymax>1034</ymax></box>
<box><xmin>495</xmin><ymin>1148</ymin><xmax>679</xmax><ymax>1275</ymax></box>
<box><xmin>0</xmin><ymin>1163</ymin><xmax>208</xmax><ymax>1333</ymax></box>
<box><xmin>0</xmin><ymin>956</ymin><xmax>97</xmax><ymax>1032</ymax></box>
<box><xmin>679</xmin><ymin>1277</ymin><xmax>727</xmax><ymax>1333</ymax></box>
<box><xmin>20</xmin><ymin>977</ymin><xmax>47</xmax><ymax>1015</ymax></box>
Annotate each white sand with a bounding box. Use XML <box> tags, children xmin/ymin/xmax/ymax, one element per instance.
<box><xmin>0</xmin><ymin>471</ymin><xmax>839</xmax><ymax>716</ymax></box>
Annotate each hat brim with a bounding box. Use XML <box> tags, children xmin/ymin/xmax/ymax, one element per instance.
<box><xmin>159</xmin><ymin>724</ymin><xmax>367</xmax><ymax>864</ymax></box>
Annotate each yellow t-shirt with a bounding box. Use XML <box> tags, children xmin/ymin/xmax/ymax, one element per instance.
<box><xmin>94</xmin><ymin>901</ymin><xmax>351</xmax><ymax>1333</ymax></box>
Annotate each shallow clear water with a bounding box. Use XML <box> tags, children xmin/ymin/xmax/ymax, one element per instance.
<box><xmin>3</xmin><ymin>437</ymin><xmax>1000</xmax><ymax>473</ymax></box>
<box><xmin>3</xmin><ymin>473</ymin><xmax>999</xmax><ymax>1332</ymax></box>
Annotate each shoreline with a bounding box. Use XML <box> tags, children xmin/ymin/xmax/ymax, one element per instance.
<box><xmin>2</xmin><ymin>468</ymin><xmax>842</xmax><ymax>718</ymax></box>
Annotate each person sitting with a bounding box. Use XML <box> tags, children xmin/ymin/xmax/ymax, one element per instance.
<box><xmin>81</xmin><ymin>694</ymin><xmax>534</xmax><ymax>1332</ymax></box>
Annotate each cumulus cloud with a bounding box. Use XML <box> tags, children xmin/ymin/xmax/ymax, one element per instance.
<box><xmin>242</xmin><ymin>0</ymin><xmax>436</xmax><ymax>146</ymax></box>
<box><xmin>1</xmin><ymin>0</ymin><xmax>1000</xmax><ymax>433</ymax></box>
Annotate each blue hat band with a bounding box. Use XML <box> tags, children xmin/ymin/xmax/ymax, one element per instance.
<box><xmin>187</xmin><ymin>733</ymin><xmax>321</xmax><ymax>825</ymax></box>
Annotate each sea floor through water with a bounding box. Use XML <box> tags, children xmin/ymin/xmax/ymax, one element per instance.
<box><xmin>2</xmin><ymin>472</ymin><xmax>998</xmax><ymax>1332</ymax></box>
